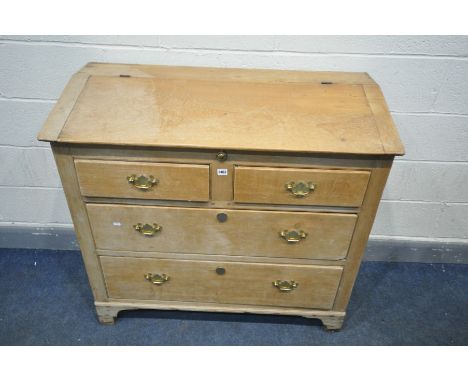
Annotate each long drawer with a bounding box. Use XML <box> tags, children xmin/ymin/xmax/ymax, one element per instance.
<box><xmin>234</xmin><ymin>165</ymin><xmax>370</xmax><ymax>207</ymax></box>
<box><xmin>87</xmin><ymin>204</ymin><xmax>357</xmax><ymax>260</ymax></box>
<box><xmin>100</xmin><ymin>256</ymin><xmax>343</xmax><ymax>309</ymax></box>
<box><xmin>75</xmin><ymin>159</ymin><xmax>210</xmax><ymax>201</ymax></box>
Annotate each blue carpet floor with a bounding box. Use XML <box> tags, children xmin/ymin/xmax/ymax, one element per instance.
<box><xmin>0</xmin><ymin>248</ymin><xmax>467</xmax><ymax>345</ymax></box>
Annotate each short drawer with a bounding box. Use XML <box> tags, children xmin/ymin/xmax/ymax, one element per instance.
<box><xmin>100</xmin><ymin>256</ymin><xmax>343</xmax><ymax>309</ymax></box>
<box><xmin>87</xmin><ymin>204</ymin><xmax>357</xmax><ymax>260</ymax></box>
<box><xmin>234</xmin><ymin>166</ymin><xmax>370</xmax><ymax>207</ymax></box>
<box><xmin>75</xmin><ymin>159</ymin><xmax>210</xmax><ymax>201</ymax></box>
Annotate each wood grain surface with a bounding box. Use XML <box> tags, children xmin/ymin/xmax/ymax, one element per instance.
<box><xmin>100</xmin><ymin>255</ymin><xmax>343</xmax><ymax>309</ymax></box>
<box><xmin>38</xmin><ymin>64</ymin><xmax>404</xmax><ymax>155</ymax></box>
<box><xmin>87</xmin><ymin>204</ymin><xmax>357</xmax><ymax>260</ymax></box>
<box><xmin>234</xmin><ymin>165</ymin><xmax>370</xmax><ymax>207</ymax></box>
<box><xmin>75</xmin><ymin>159</ymin><xmax>210</xmax><ymax>201</ymax></box>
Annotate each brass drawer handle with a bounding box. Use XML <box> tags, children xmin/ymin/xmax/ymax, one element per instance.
<box><xmin>273</xmin><ymin>280</ymin><xmax>298</xmax><ymax>292</ymax></box>
<box><xmin>127</xmin><ymin>174</ymin><xmax>159</xmax><ymax>190</ymax></box>
<box><xmin>285</xmin><ymin>180</ymin><xmax>315</xmax><ymax>197</ymax></box>
<box><xmin>280</xmin><ymin>229</ymin><xmax>307</xmax><ymax>243</ymax></box>
<box><xmin>134</xmin><ymin>223</ymin><xmax>162</xmax><ymax>236</ymax></box>
<box><xmin>145</xmin><ymin>273</ymin><xmax>169</xmax><ymax>285</ymax></box>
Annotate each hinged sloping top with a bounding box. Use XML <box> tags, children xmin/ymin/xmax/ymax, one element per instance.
<box><xmin>38</xmin><ymin>63</ymin><xmax>404</xmax><ymax>155</ymax></box>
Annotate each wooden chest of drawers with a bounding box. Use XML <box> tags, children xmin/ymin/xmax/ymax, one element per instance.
<box><xmin>38</xmin><ymin>63</ymin><xmax>404</xmax><ymax>330</ymax></box>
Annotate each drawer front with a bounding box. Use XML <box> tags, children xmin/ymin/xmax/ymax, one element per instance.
<box><xmin>75</xmin><ymin>159</ymin><xmax>210</xmax><ymax>201</ymax></box>
<box><xmin>100</xmin><ymin>256</ymin><xmax>343</xmax><ymax>309</ymax></box>
<box><xmin>234</xmin><ymin>166</ymin><xmax>370</xmax><ymax>207</ymax></box>
<box><xmin>87</xmin><ymin>204</ymin><xmax>357</xmax><ymax>260</ymax></box>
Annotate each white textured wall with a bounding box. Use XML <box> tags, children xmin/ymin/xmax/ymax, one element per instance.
<box><xmin>1</xmin><ymin>36</ymin><xmax>467</xmax><ymax>243</ymax></box>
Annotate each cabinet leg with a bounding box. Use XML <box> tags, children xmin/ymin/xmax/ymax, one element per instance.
<box><xmin>95</xmin><ymin>305</ymin><xmax>119</xmax><ymax>325</ymax></box>
<box><xmin>98</xmin><ymin>315</ymin><xmax>116</xmax><ymax>325</ymax></box>
<box><xmin>321</xmin><ymin>316</ymin><xmax>345</xmax><ymax>331</ymax></box>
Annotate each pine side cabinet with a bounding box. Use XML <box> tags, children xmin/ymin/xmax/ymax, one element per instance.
<box><xmin>38</xmin><ymin>63</ymin><xmax>404</xmax><ymax>330</ymax></box>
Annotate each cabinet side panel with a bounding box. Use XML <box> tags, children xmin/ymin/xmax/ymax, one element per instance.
<box><xmin>37</xmin><ymin>72</ymin><xmax>90</xmax><ymax>142</ymax></box>
<box><xmin>333</xmin><ymin>158</ymin><xmax>393</xmax><ymax>311</ymax></box>
<box><xmin>52</xmin><ymin>144</ymin><xmax>108</xmax><ymax>300</ymax></box>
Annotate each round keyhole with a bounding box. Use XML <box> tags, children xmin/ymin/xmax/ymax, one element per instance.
<box><xmin>215</xmin><ymin>267</ymin><xmax>226</xmax><ymax>275</ymax></box>
<box><xmin>217</xmin><ymin>213</ymin><xmax>228</xmax><ymax>223</ymax></box>
<box><xmin>216</xmin><ymin>151</ymin><xmax>227</xmax><ymax>162</ymax></box>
